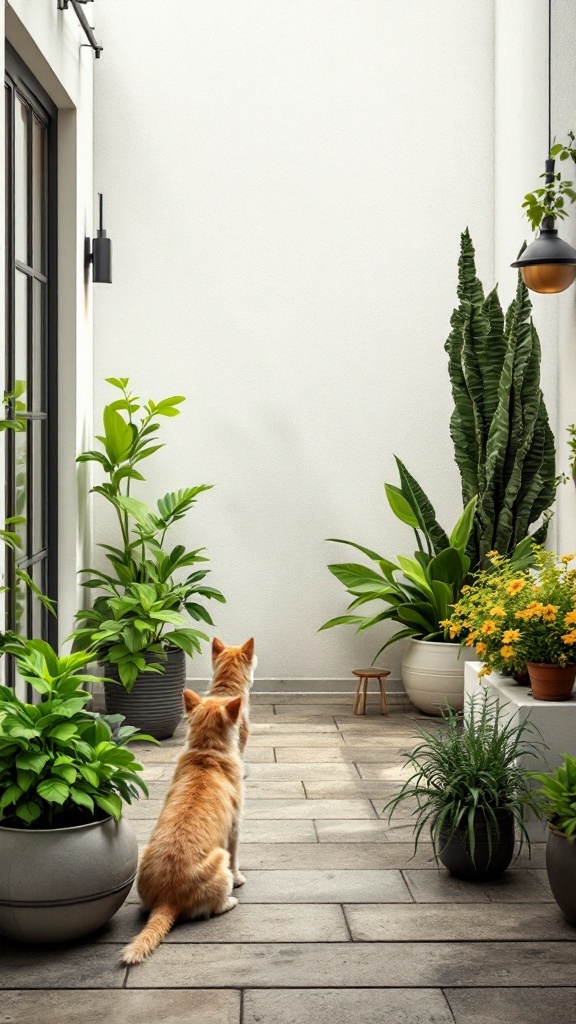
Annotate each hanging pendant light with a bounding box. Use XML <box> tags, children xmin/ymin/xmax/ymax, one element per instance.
<box><xmin>511</xmin><ymin>0</ymin><xmax>576</xmax><ymax>293</ymax></box>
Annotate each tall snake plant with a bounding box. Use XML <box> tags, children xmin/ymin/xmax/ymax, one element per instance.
<box><xmin>446</xmin><ymin>230</ymin><xmax>557</xmax><ymax>569</ymax></box>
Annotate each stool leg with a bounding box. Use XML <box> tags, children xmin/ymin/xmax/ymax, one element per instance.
<box><xmin>353</xmin><ymin>678</ymin><xmax>363</xmax><ymax>715</ymax></box>
<box><xmin>379</xmin><ymin>677</ymin><xmax>388</xmax><ymax>716</ymax></box>
<box><xmin>360</xmin><ymin>677</ymin><xmax>368</xmax><ymax>715</ymax></box>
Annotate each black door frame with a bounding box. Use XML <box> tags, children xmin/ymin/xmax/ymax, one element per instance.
<box><xmin>5</xmin><ymin>44</ymin><xmax>58</xmax><ymax>664</ymax></box>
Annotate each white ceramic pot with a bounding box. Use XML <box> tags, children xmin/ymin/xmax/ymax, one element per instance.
<box><xmin>401</xmin><ymin>638</ymin><xmax>474</xmax><ymax>716</ymax></box>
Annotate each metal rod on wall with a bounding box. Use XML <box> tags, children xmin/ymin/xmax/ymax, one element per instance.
<box><xmin>57</xmin><ymin>0</ymin><xmax>103</xmax><ymax>59</ymax></box>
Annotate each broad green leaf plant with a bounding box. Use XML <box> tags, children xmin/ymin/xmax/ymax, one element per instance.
<box><xmin>320</xmin><ymin>456</ymin><xmax>477</xmax><ymax>659</ymax></box>
<box><xmin>445</xmin><ymin>230</ymin><xmax>557</xmax><ymax>568</ymax></box>
<box><xmin>0</xmin><ymin>638</ymin><xmax>152</xmax><ymax>828</ymax></box>
<box><xmin>531</xmin><ymin>754</ymin><xmax>576</xmax><ymax>838</ymax></box>
<box><xmin>73</xmin><ymin>378</ymin><xmax>225</xmax><ymax>690</ymax></box>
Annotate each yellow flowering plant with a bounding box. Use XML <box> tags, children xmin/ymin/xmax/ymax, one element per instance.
<box><xmin>443</xmin><ymin>547</ymin><xmax>576</xmax><ymax>676</ymax></box>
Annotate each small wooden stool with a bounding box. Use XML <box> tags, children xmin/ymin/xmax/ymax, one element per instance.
<box><xmin>352</xmin><ymin>667</ymin><xmax>391</xmax><ymax>715</ymax></box>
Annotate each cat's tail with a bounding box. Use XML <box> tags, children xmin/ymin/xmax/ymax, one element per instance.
<box><xmin>120</xmin><ymin>904</ymin><xmax>177</xmax><ymax>965</ymax></box>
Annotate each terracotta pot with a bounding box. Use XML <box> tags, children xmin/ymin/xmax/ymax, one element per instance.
<box><xmin>526</xmin><ymin>662</ymin><xmax>576</xmax><ymax>702</ymax></box>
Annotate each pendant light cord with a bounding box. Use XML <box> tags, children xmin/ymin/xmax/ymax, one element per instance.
<box><xmin>548</xmin><ymin>0</ymin><xmax>552</xmax><ymax>155</ymax></box>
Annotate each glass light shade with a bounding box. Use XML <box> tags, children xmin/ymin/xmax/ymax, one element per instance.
<box><xmin>520</xmin><ymin>262</ymin><xmax>576</xmax><ymax>294</ymax></box>
<box><xmin>512</xmin><ymin>224</ymin><xmax>576</xmax><ymax>294</ymax></box>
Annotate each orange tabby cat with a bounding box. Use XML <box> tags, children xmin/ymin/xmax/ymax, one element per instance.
<box><xmin>120</xmin><ymin>690</ymin><xmax>244</xmax><ymax>965</ymax></box>
<box><xmin>209</xmin><ymin>637</ymin><xmax>256</xmax><ymax>755</ymax></box>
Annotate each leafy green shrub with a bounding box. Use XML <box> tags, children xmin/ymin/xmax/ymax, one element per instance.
<box><xmin>0</xmin><ymin>638</ymin><xmax>151</xmax><ymax>828</ymax></box>
<box><xmin>73</xmin><ymin>378</ymin><xmax>225</xmax><ymax>688</ymax></box>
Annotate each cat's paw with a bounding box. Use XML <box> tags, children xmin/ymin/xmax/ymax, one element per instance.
<box><xmin>233</xmin><ymin>871</ymin><xmax>247</xmax><ymax>888</ymax></box>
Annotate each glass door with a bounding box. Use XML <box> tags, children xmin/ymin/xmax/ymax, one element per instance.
<box><xmin>4</xmin><ymin>47</ymin><xmax>57</xmax><ymax>688</ymax></box>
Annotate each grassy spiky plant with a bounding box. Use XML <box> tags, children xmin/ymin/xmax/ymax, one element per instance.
<box><xmin>383</xmin><ymin>693</ymin><xmax>545</xmax><ymax>866</ymax></box>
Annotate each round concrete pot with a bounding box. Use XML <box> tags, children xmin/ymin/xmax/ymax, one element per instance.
<box><xmin>0</xmin><ymin>814</ymin><xmax>138</xmax><ymax>943</ymax></box>
<box><xmin>438</xmin><ymin>809</ymin><xmax>515</xmax><ymax>880</ymax></box>
<box><xmin>104</xmin><ymin>647</ymin><xmax>186</xmax><ymax>739</ymax></box>
<box><xmin>401</xmin><ymin>638</ymin><xmax>473</xmax><ymax>716</ymax></box>
<box><xmin>546</xmin><ymin>824</ymin><xmax>576</xmax><ymax>924</ymax></box>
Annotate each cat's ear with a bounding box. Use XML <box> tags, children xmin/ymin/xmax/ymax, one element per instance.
<box><xmin>183</xmin><ymin>689</ymin><xmax>202</xmax><ymax>714</ymax></box>
<box><xmin>225</xmin><ymin>696</ymin><xmax>243</xmax><ymax>724</ymax></box>
<box><xmin>212</xmin><ymin>637</ymin><xmax>225</xmax><ymax>660</ymax></box>
<box><xmin>241</xmin><ymin>637</ymin><xmax>255</xmax><ymax>663</ymax></box>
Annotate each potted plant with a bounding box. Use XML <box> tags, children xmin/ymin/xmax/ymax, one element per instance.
<box><xmin>383</xmin><ymin>693</ymin><xmax>542</xmax><ymax>880</ymax></box>
<box><xmin>0</xmin><ymin>637</ymin><xmax>151</xmax><ymax>943</ymax></box>
<box><xmin>73</xmin><ymin>378</ymin><xmax>225</xmax><ymax>738</ymax></box>
<box><xmin>531</xmin><ymin>754</ymin><xmax>576</xmax><ymax>924</ymax></box>
<box><xmin>446</xmin><ymin>547</ymin><xmax>576</xmax><ymax>701</ymax></box>
<box><xmin>320</xmin><ymin>457</ymin><xmax>477</xmax><ymax>714</ymax></box>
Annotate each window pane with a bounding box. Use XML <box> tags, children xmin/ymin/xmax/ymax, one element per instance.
<box><xmin>14</xmin><ymin>425</ymin><xmax>28</xmax><ymax>555</ymax></box>
<box><xmin>32</xmin><ymin>280</ymin><xmax>46</xmax><ymax>412</ymax></box>
<box><xmin>14</xmin><ymin>270</ymin><xmax>29</xmax><ymax>411</ymax></box>
<box><xmin>13</xmin><ymin>572</ymin><xmax>28</xmax><ymax>639</ymax></box>
<box><xmin>31</xmin><ymin>559</ymin><xmax>47</xmax><ymax>640</ymax></box>
<box><xmin>14</xmin><ymin>96</ymin><xmax>29</xmax><ymax>265</ymax></box>
<box><xmin>31</xmin><ymin>420</ymin><xmax>46</xmax><ymax>555</ymax></box>
<box><xmin>32</xmin><ymin>116</ymin><xmax>46</xmax><ymax>273</ymax></box>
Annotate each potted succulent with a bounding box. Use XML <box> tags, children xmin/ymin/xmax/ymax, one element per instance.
<box><xmin>0</xmin><ymin>637</ymin><xmax>151</xmax><ymax>943</ymax></box>
<box><xmin>446</xmin><ymin>547</ymin><xmax>576</xmax><ymax>701</ymax></box>
<box><xmin>531</xmin><ymin>754</ymin><xmax>576</xmax><ymax>924</ymax></box>
<box><xmin>73</xmin><ymin>378</ymin><xmax>225</xmax><ymax>738</ymax></box>
<box><xmin>320</xmin><ymin>456</ymin><xmax>477</xmax><ymax>714</ymax></box>
<box><xmin>383</xmin><ymin>693</ymin><xmax>542</xmax><ymax>880</ymax></box>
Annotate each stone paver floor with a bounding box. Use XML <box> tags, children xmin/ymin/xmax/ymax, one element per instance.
<box><xmin>2</xmin><ymin>695</ymin><xmax>575</xmax><ymax>1023</ymax></box>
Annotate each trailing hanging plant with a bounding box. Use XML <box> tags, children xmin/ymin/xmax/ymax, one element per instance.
<box><xmin>522</xmin><ymin>133</ymin><xmax>576</xmax><ymax>230</ymax></box>
<box><xmin>445</xmin><ymin>230</ymin><xmax>557</xmax><ymax>569</ymax></box>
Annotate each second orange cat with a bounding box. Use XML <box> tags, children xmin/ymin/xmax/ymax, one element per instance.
<box><xmin>209</xmin><ymin>637</ymin><xmax>256</xmax><ymax>754</ymax></box>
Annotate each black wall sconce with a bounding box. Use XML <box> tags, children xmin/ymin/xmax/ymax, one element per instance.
<box><xmin>86</xmin><ymin>193</ymin><xmax>112</xmax><ymax>283</ymax></box>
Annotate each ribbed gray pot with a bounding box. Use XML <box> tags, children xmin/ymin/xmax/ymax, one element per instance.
<box><xmin>0</xmin><ymin>815</ymin><xmax>138</xmax><ymax>943</ymax></box>
<box><xmin>104</xmin><ymin>647</ymin><xmax>186</xmax><ymax>740</ymax></box>
<box><xmin>546</xmin><ymin>824</ymin><xmax>576</xmax><ymax>924</ymax></box>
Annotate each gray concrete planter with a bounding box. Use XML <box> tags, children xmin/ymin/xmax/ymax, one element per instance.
<box><xmin>0</xmin><ymin>814</ymin><xmax>138</xmax><ymax>943</ymax></box>
<box><xmin>104</xmin><ymin>647</ymin><xmax>186</xmax><ymax>739</ymax></box>
<box><xmin>546</xmin><ymin>824</ymin><xmax>576</xmax><ymax>924</ymax></box>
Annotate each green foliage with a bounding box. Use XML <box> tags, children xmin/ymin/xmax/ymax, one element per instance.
<box><xmin>523</xmin><ymin>132</ymin><xmax>576</xmax><ymax>230</ymax></box>
<box><xmin>0</xmin><ymin>638</ymin><xmax>153</xmax><ymax>828</ymax></box>
<box><xmin>531</xmin><ymin>754</ymin><xmax>576</xmax><ymax>838</ymax></box>
<box><xmin>320</xmin><ymin>456</ymin><xmax>476</xmax><ymax>658</ymax></box>
<box><xmin>383</xmin><ymin>693</ymin><xmax>544</xmax><ymax>865</ymax></box>
<box><xmin>73</xmin><ymin>379</ymin><xmax>225</xmax><ymax>690</ymax></box>
<box><xmin>445</xmin><ymin>230</ymin><xmax>557</xmax><ymax>569</ymax></box>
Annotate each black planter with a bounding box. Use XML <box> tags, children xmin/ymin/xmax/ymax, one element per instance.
<box><xmin>438</xmin><ymin>809</ymin><xmax>515</xmax><ymax>880</ymax></box>
<box><xmin>546</xmin><ymin>824</ymin><xmax>576</xmax><ymax>924</ymax></box>
<box><xmin>104</xmin><ymin>648</ymin><xmax>186</xmax><ymax>740</ymax></box>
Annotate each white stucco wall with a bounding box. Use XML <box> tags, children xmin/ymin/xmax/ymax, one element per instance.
<box><xmin>2</xmin><ymin>0</ymin><xmax>94</xmax><ymax>641</ymax></box>
<box><xmin>92</xmin><ymin>0</ymin><xmax>497</xmax><ymax>685</ymax></box>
